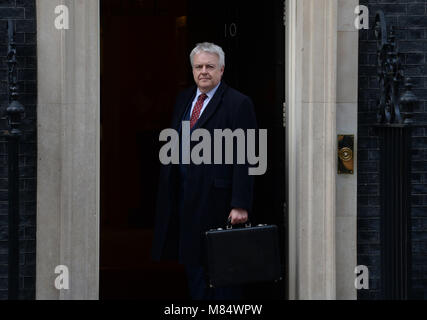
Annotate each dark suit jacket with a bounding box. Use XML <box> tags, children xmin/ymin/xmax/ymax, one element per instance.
<box><xmin>151</xmin><ymin>82</ymin><xmax>257</xmax><ymax>266</ymax></box>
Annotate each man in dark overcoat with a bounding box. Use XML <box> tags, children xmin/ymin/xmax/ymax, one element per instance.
<box><xmin>152</xmin><ymin>42</ymin><xmax>257</xmax><ymax>299</ymax></box>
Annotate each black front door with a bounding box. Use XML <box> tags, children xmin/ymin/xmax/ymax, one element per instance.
<box><xmin>100</xmin><ymin>0</ymin><xmax>287</xmax><ymax>299</ymax></box>
<box><xmin>187</xmin><ymin>0</ymin><xmax>287</xmax><ymax>299</ymax></box>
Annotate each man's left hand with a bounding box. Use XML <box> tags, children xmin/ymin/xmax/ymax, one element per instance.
<box><xmin>228</xmin><ymin>208</ymin><xmax>248</xmax><ymax>225</ymax></box>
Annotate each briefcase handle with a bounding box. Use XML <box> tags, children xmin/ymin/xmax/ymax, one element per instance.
<box><xmin>226</xmin><ymin>217</ymin><xmax>251</xmax><ymax>229</ymax></box>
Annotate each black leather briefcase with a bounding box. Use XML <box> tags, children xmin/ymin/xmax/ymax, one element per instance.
<box><xmin>204</xmin><ymin>219</ymin><xmax>282</xmax><ymax>288</ymax></box>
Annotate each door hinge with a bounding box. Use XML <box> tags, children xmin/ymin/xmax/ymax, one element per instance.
<box><xmin>283</xmin><ymin>102</ymin><xmax>287</xmax><ymax>128</ymax></box>
<box><xmin>283</xmin><ymin>1</ymin><xmax>286</xmax><ymax>27</ymax></box>
<box><xmin>283</xmin><ymin>202</ymin><xmax>288</xmax><ymax>218</ymax></box>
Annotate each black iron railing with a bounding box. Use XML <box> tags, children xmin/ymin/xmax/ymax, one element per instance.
<box><xmin>374</xmin><ymin>11</ymin><xmax>419</xmax><ymax>300</ymax></box>
<box><xmin>4</xmin><ymin>19</ymin><xmax>25</xmax><ymax>300</ymax></box>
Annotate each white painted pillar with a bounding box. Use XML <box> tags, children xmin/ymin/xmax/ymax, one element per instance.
<box><xmin>286</xmin><ymin>0</ymin><xmax>338</xmax><ymax>299</ymax></box>
<box><xmin>36</xmin><ymin>0</ymin><xmax>100</xmax><ymax>299</ymax></box>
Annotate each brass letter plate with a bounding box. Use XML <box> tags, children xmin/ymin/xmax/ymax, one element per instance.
<box><xmin>338</xmin><ymin>135</ymin><xmax>354</xmax><ymax>174</ymax></box>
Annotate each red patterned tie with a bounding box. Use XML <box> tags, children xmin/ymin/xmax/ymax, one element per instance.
<box><xmin>190</xmin><ymin>93</ymin><xmax>208</xmax><ymax>129</ymax></box>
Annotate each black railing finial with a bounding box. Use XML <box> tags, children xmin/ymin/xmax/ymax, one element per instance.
<box><xmin>375</xmin><ymin>10</ymin><xmax>418</xmax><ymax>125</ymax></box>
<box><xmin>6</xmin><ymin>19</ymin><xmax>24</xmax><ymax>136</ymax></box>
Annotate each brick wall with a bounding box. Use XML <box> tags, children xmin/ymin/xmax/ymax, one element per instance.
<box><xmin>0</xmin><ymin>0</ymin><xmax>36</xmax><ymax>300</ymax></box>
<box><xmin>358</xmin><ymin>0</ymin><xmax>427</xmax><ymax>299</ymax></box>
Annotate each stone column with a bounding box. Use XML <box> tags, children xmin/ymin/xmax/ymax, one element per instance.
<box><xmin>36</xmin><ymin>0</ymin><xmax>100</xmax><ymax>299</ymax></box>
<box><xmin>286</xmin><ymin>0</ymin><xmax>338</xmax><ymax>299</ymax></box>
<box><xmin>336</xmin><ymin>0</ymin><xmax>358</xmax><ymax>300</ymax></box>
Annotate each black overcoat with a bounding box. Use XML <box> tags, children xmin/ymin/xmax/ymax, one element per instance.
<box><xmin>151</xmin><ymin>82</ymin><xmax>257</xmax><ymax>266</ymax></box>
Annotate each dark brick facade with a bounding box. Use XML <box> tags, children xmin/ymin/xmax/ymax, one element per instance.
<box><xmin>358</xmin><ymin>0</ymin><xmax>427</xmax><ymax>299</ymax></box>
<box><xmin>0</xmin><ymin>0</ymin><xmax>36</xmax><ymax>300</ymax></box>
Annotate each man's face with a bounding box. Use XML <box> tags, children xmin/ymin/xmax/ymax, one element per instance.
<box><xmin>192</xmin><ymin>51</ymin><xmax>224</xmax><ymax>93</ymax></box>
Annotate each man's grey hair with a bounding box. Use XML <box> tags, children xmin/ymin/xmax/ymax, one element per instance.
<box><xmin>190</xmin><ymin>42</ymin><xmax>225</xmax><ymax>68</ymax></box>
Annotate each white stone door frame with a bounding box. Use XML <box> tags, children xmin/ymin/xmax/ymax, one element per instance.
<box><xmin>286</xmin><ymin>0</ymin><xmax>358</xmax><ymax>299</ymax></box>
<box><xmin>35</xmin><ymin>0</ymin><xmax>357</xmax><ymax>300</ymax></box>
<box><xmin>36</xmin><ymin>0</ymin><xmax>100</xmax><ymax>299</ymax></box>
